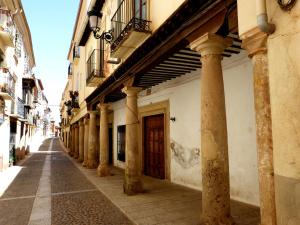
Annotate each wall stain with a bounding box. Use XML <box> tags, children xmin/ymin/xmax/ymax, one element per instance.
<box><xmin>170</xmin><ymin>139</ymin><xmax>200</xmax><ymax>169</ymax></box>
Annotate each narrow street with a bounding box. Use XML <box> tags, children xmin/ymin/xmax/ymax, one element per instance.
<box><xmin>0</xmin><ymin>138</ymin><xmax>261</xmax><ymax>225</ymax></box>
<box><xmin>0</xmin><ymin>138</ymin><xmax>133</xmax><ymax>225</ymax></box>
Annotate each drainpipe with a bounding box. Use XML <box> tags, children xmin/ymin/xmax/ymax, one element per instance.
<box><xmin>256</xmin><ymin>0</ymin><xmax>275</xmax><ymax>34</ymax></box>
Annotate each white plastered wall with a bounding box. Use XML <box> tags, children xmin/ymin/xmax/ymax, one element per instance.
<box><xmin>111</xmin><ymin>53</ymin><xmax>259</xmax><ymax>206</ymax></box>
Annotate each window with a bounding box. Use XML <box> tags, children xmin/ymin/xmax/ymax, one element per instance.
<box><xmin>135</xmin><ymin>0</ymin><xmax>147</xmax><ymax>20</ymax></box>
<box><xmin>117</xmin><ymin>125</ymin><xmax>126</xmax><ymax>162</ymax></box>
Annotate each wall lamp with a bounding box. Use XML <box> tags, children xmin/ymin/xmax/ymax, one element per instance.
<box><xmin>87</xmin><ymin>8</ymin><xmax>113</xmax><ymax>43</ymax></box>
<box><xmin>170</xmin><ymin>117</ymin><xmax>176</xmax><ymax>122</ymax></box>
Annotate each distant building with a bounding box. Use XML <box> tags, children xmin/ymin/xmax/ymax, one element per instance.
<box><xmin>0</xmin><ymin>0</ymin><xmax>49</xmax><ymax>171</ymax></box>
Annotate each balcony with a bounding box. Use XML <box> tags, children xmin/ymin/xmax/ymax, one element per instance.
<box><xmin>22</xmin><ymin>77</ymin><xmax>36</xmax><ymax>108</ymax></box>
<box><xmin>73</xmin><ymin>46</ymin><xmax>80</xmax><ymax>65</ymax></box>
<box><xmin>111</xmin><ymin>0</ymin><xmax>151</xmax><ymax>58</ymax></box>
<box><xmin>68</xmin><ymin>63</ymin><xmax>73</xmax><ymax>76</ymax></box>
<box><xmin>0</xmin><ymin>69</ymin><xmax>15</xmax><ymax>100</ymax></box>
<box><xmin>0</xmin><ymin>9</ymin><xmax>15</xmax><ymax>49</ymax></box>
<box><xmin>86</xmin><ymin>49</ymin><xmax>104</xmax><ymax>87</ymax></box>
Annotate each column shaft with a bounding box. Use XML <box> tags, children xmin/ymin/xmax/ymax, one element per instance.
<box><xmin>191</xmin><ymin>33</ymin><xmax>233</xmax><ymax>225</ymax></box>
<box><xmin>78</xmin><ymin>120</ymin><xmax>84</xmax><ymax>163</ymax></box>
<box><xmin>242</xmin><ymin>28</ymin><xmax>276</xmax><ymax>225</ymax></box>
<box><xmin>122</xmin><ymin>86</ymin><xmax>143</xmax><ymax>195</ymax></box>
<box><xmin>69</xmin><ymin>126</ymin><xmax>74</xmax><ymax>157</ymax></box>
<box><xmin>87</xmin><ymin>111</ymin><xmax>98</xmax><ymax>169</ymax></box>
<box><xmin>97</xmin><ymin>104</ymin><xmax>111</xmax><ymax>176</ymax></box>
<box><xmin>82</xmin><ymin>117</ymin><xmax>89</xmax><ymax>167</ymax></box>
<box><xmin>74</xmin><ymin>124</ymin><xmax>79</xmax><ymax>159</ymax></box>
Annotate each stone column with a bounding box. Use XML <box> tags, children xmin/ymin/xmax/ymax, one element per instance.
<box><xmin>82</xmin><ymin>116</ymin><xmax>90</xmax><ymax>167</ymax></box>
<box><xmin>69</xmin><ymin>125</ymin><xmax>74</xmax><ymax>157</ymax></box>
<box><xmin>122</xmin><ymin>86</ymin><xmax>143</xmax><ymax>195</ymax></box>
<box><xmin>78</xmin><ymin>120</ymin><xmax>84</xmax><ymax>163</ymax></box>
<box><xmin>191</xmin><ymin>33</ymin><xmax>233</xmax><ymax>225</ymax></box>
<box><xmin>87</xmin><ymin>111</ymin><xmax>98</xmax><ymax>169</ymax></box>
<box><xmin>242</xmin><ymin>28</ymin><xmax>276</xmax><ymax>225</ymax></box>
<box><xmin>74</xmin><ymin>124</ymin><xmax>79</xmax><ymax>159</ymax></box>
<box><xmin>97</xmin><ymin>103</ymin><xmax>111</xmax><ymax>176</ymax></box>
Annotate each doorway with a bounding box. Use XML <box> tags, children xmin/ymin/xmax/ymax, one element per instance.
<box><xmin>143</xmin><ymin>114</ymin><xmax>165</xmax><ymax>179</ymax></box>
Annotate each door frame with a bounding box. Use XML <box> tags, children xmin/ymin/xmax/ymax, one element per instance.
<box><xmin>138</xmin><ymin>100</ymin><xmax>170</xmax><ymax>180</ymax></box>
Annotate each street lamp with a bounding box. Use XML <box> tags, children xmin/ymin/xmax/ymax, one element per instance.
<box><xmin>87</xmin><ymin>8</ymin><xmax>113</xmax><ymax>43</ymax></box>
<box><xmin>87</xmin><ymin>9</ymin><xmax>102</xmax><ymax>39</ymax></box>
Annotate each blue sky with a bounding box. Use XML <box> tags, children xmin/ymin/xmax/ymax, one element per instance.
<box><xmin>22</xmin><ymin>0</ymin><xmax>80</xmax><ymax>124</ymax></box>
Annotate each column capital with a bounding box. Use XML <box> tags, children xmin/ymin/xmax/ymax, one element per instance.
<box><xmin>241</xmin><ymin>27</ymin><xmax>268</xmax><ymax>58</ymax></box>
<box><xmin>190</xmin><ymin>33</ymin><xmax>232</xmax><ymax>56</ymax></box>
<box><xmin>122</xmin><ymin>86</ymin><xmax>142</xmax><ymax>96</ymax></box>
<box><xmin>79</xmin><ymin>119</ymin><xmax>84</xmax><ymax>126</ymax></box>
<box><xmin>88</xmin><ymin>110</ymin><xmax>98</xmax><ymax>116</ymax></box>
<box><xmin>83</xmin><ymin>116</ymin><xmax>89</xmax><ymax>124</ymax></box>
<box><xmin>99</xmin><ymin>103</ymin><xmax>110</xmax><ymax>111</ymax></box>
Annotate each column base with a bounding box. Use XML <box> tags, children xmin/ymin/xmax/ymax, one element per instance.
<box><xmin>82</xmin><ymin>161</ymin><xmax>87</xmax><ymax>167</ymax></box>
<box><xmin>68</xmin><ymin>151</ymin><xmax>73</xmax><ymax>157</ymax></box>
<box><xmin>202</xmin><ymin>215</ymin><xmax>235</xmax><ymax>225</ymax></box>
<box><xmin>87</xmin><ymin>160</ymin><xmax>98</xmax><ymax>169</ymax></box>
<box><xmin>77</xmin><ymin>157</ymin><xmax>84</xmax><ymax>163</ymax></box>
<box><xmin>97</xmin><ymin>164</ymin><xmax>111</xmax><ymax>177</ymax></box>
<box><xmin>123</xmin><ymin>176</ymin><xmax>143</xmax><ymax>195</ymax></box>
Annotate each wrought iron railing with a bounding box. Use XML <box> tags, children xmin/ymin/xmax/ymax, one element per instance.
<box><xmin>0</xmin><ymin>70</ymin><xmax>15</xmax><ymax>98</ymax></box>
<box><xmin>86</xmin><ymin>49</ymin><xmax>105</xmax><ymax>83</ymax></box>
<box><xmin>111</xmin><ymin>0</ymin><xmax>151</xmax><ymax>52</ymax></box>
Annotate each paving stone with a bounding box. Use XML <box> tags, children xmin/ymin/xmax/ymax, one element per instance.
<box><xmin>52</xmin><ymin>191</ymin><xmax>133</xmax><ymax>225</ymax></box>
<box><xmin>0</xmin><ymin>198</ymin><xmax>34</xmax><ymax>225</ymax></box>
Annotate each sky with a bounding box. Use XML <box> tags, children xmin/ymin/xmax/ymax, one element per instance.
<box><xmin>22</xmin><ymin>0</ymin><xmax>80</xmax><ymax>125</ymax></box>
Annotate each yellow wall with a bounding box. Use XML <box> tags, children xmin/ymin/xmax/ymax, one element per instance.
<box><xmin>237</xmin><ymin>0</ymin><xmax>300</xmax><ymax>224</ymax></box>
<box><xmin>237</xmin><ymin>0</ymin><xmax>257</xmax><ymax>37</ymax></box>
<box><xmin>267</xmin><ymin>2</ymin><xmax>300</xmax><ymax>224</ymax></box>
<box><xmin>149</xmin><ymin>0</ymin><xmax>185</xmax><ymax>31</ymax></box>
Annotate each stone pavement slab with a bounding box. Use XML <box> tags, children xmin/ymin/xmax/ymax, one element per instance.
<box><xmin>60</xmin><ymin>139</ymin><xmax>260</xmax><ymax>225</ymax></box>
<box><xmin>0</xmin><ymin>138</ymin><xmax>134</xmax><ymax>225</ymax></box>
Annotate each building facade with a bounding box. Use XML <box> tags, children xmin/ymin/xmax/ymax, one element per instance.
<box><xmin>60</xmin><ymin>0</ymin><xmax>300</xmax><ymax>224</ymax></box>
<box><xmin>0</xmin><ymin>0</ymin><xmax>49</xmax><ymax>171</ymax></box>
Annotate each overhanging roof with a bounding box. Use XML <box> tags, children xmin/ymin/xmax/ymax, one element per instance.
<box><xmin>86</xmin><ymin>0</ymin><xmax>237</xmax><ymax>108</ymax></box>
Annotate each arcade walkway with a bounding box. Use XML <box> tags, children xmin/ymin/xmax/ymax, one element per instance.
<box><xmin>0</xmin><ymin>138</ymin><xmax>260</xmax><ymax>225</ymax></box>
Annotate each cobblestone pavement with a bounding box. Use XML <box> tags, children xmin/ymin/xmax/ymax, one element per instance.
<box><xmin>0</xmin><ymin>138</ymin><xmax>133</xmax><ymax>225</ymax></box>
<box><xmin>0</xmin><ymin>137</ymin><xmax>260</xmax><ymax>225</ymax></box>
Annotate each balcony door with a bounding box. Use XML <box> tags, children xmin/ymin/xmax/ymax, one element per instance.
<box><xmin>134</xmin><ymin>0</ymin><xmax>147</xmax><ymax>20</ymax></box>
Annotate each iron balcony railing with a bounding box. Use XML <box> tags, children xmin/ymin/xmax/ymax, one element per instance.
<box><xmin>111</xmin><ymin>0</ymin><xmax>151</xmax><ymax>52</ymax></box>
<box><xmin>86</xmin><ymin>49</ymin><xmax>105</xmax><ymax>83</ymax></box>
<box><xmin>17</xmin><ymin>97</ymin><xmax>25</xmax><ymax>118</ymax></box>
<box><xmin>0</xmin><ymin>70</ymin><xmax>15</xmax><ymax>99</ymax></box>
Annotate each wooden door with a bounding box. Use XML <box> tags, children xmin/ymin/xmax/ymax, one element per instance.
<box><xmin>144</xmin><ymin>114</ymin><xmax>165</xmax><ymax>179</ymax></box>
